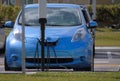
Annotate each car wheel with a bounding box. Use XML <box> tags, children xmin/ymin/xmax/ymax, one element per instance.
<box><xmin>0</xmin><ymin>45</ymin><xmax>5</xmax><ymax>54</ymax></box>
<box><xmin>93</xmin><ymin>43</ymin><xmax>95</xmax><ymax>57</ymax></box>
<box><xmin>0</xmin><ymin>38</ymin><xmax>6</xmax><ymax>54</ymax></box>
<box><xmin>91</xmin><ymin>43</ymin><xmax>95</xmax><ymax>72</ymax></box>
<box><xmin>4</xmin><ymin>57</ymin><xmax>10</xmax><ymax>71</ymax></box>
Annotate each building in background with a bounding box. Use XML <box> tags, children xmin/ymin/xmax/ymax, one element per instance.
<box><xmin>1</xmin><ymin>0</ymin><xmax>9</xmax><ymax>5</ymax></box>
<box><xmin>0</xmin><ymin>0</ymin><xmax>37</xmax><ymax>5</ymax></box>
<box><xmin>0</xmin><ymin>0</ymin><xmax>120</xmax><ymax>5</ymax></box>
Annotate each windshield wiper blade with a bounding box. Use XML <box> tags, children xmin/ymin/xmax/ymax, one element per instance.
<box><xmin>46</xmin><ymin>24</ymin><xmax>65</xmax><ymax>26</ymax></box>
<box><xmin>19</xmin><ymin>23</ymin><xmax>32</xmax><ymax>26</ymax></box>
<box><xmin>24</xmin><ymin>24</ymin><xmax>32</xmax><ymax>26</ymax></box>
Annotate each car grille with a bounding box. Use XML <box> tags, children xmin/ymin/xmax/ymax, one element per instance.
<box><xmin>26</xmin><ymin>58</ymin><xmax>73</xmax><ymax>63</ymax></box>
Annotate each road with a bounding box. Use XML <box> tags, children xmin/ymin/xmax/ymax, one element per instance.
<box><xmin>0</xmin><ymin>47</ymin><xmax>120</xmax><ymax>73</ymax></box>
<box><xmin>0</xmin><ymin>54</ymin><xmax>5</xmax><ymax>73</ymax></box>
<box><xmin>94</xmin><ymin>47</ymin><xmax>120</xmax><ymax>71</ymax></box>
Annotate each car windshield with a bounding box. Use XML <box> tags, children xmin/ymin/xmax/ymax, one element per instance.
<box><xmin>18</xmin><ymin>7</ymin><xmax>82</xmax><ymax>26</ymax></box>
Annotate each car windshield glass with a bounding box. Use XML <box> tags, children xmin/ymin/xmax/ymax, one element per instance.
<box><xmin>18</xmin><ymin>7</ymin><xmax>82</xmax><ymax>26</ymax></box>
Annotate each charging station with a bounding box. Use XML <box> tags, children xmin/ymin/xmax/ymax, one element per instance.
<box><xmin>39</xmin><ymin>0</ymin><xmax>47</xmax><ymax>71</ymax></box>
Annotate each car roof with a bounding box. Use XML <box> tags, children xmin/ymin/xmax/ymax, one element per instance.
<box><xmin>25</xmin><ymin>3</ymin><xmax>81</xmax><ymax>8</ymax></box>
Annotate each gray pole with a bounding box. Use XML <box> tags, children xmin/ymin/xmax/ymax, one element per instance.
<box><xmin>8</xmin><ymin>0</ymin><xmax>10</xmax><ymax>5</ymax></box>
<box><xmin>92</xmin><ymin>0</ymin><xmax>96</xmax><ymax>20</ymax></box>
<box><xmin>21</xmin><ymin>0</ymin><xmax>26</xmax><ymax>73</ymax></box>
<box><xmin>89</xmin><ymin>0</ymin><xmax>96</xmax><ymax>72</ymax></box>
<box><xmin>39</xmin><ymin>0</ymin><xmax>47</xmax><ymax>71</ymax></box>
<box><xmin>112</xmin><ymin>0</ymin><xmax>115</xmax><ymax>4</ymax></box>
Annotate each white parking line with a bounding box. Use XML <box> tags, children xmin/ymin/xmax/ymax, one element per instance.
<box><xmin>94</xmin><ymin>61</ymin><xmax>109</xmax><ymax>63</ymax></box>
<box><xmin>94</xmin><ymin>59</ymin><xmax>109</xmax><ymax>63</ymax></box>
<box><xmin>95</xmin><ymin>47</ymin><xmax>120</xmax><ymax>49</ymax></box>
<box><xmin>107</xmin><ymin>52</ymin><xmax>112</xmax><ymax>62</ymax></box>
<box><xmin>118</xmin><ymin>65</ymin><xmax>120</xmax><ymax>71</ymax></box>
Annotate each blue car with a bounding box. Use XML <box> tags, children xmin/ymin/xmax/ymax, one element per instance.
<box><xmin>4</xmin><ymin>3</ymin><xmax>97</xmax><ymax>71</ymax></box>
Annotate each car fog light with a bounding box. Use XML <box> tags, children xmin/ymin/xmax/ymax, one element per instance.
<box><xmin>11</xmin><ymin>55</ymin><xmax>18</xmax><ymax>61</ymax></box>
<box><xmin>80</xmin><ymin>56</ymin><xmax>85</xmax><ymax>61</ymax></box>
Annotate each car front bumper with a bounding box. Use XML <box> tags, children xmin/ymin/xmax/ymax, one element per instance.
<box><xmin>5</xmin><ymin>37</ymin><xmax>92</xmax><ymax>69</ymax></box>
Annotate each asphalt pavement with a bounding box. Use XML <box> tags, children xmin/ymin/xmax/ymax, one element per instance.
<box><xmin>94</xmin><ymin>47</ymin><xmax>120</xmax><ymax>71</ymax></box>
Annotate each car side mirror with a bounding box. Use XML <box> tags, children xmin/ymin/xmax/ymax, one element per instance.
<box><xmin>4</xmin><ymin>21</ymin><xmax>14</xmax><ymax>28</ymax></box>
<box><xmin>88</xmin><ymin>21</ymin><xmax>98</xmax><ymax>28</ymax></box>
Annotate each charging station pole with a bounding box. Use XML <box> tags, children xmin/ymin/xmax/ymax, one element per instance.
<box><xmin>91</xmin><ymin>0</ymin><xmax>96</xmax><ymax>20</ymax></box>
<box><xmin>21</xmin><ymin>0</ymin><xmax>25</xmax><ymax>73</ymax></box>
<box><xmin>39</xmin><ymin>0</ymin><xmax>47</xmax><ymax>71</ymax></box>
<box><xmin>90</xmin><ymin>0</ymin><xmax>96</xmax><ymax>72</ymax></box>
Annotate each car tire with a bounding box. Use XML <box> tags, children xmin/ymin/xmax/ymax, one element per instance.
<box><xmin>93</xmin><ymin>43</ymin><xmax>95</xmax><ymax>58</ymax></box>
<box><xmin>4</xmin><ymin>57</ymin><xmax>10</xmax><ymax>71</ymax></box>
<box><xmin>91</xmin><ymin>43</ymin><xmax>95</xmax><ymax>72</ymax></box>
<box><xmin>0</xmin><ymin>45</ymin><xmax>5</xmax><ymax>54</ymax></box>
<box><xmin>0</xmin><ymin>38</ymin><xmax>6</xmax><ymax>54</ymax></box>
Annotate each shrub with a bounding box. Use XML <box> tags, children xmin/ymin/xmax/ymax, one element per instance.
<box><xmin>0</xmin><ymin>5</ymin><xmax>120</xmax><ymax>27</ymax></box>
<box><xmin>0</xmin><ymin>5</ymin><xmax>20</xmax><ymax>24</ymax></box>
<box><xmin>96</xmin><ymin>5</ymin><xmax>120</xmax><ymax>26</ymax></box>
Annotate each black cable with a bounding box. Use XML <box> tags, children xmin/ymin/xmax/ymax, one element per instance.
<box><xmin>37</xmin><ymin>40</ymin><xmax>40</xmax><ymax>70</ymax></box>
<box><xmin>34</xmin><ymin>38</ymin><xmax>70</xmax><ymax>71</ymax></box>
<box><xmin>52</xmin><ymin>46</ymin><xmax>58</xmax><ymax>64</ymax></box>
<box><xmin>51</xmin><ymin>46</ymin><xmax>68</xmax><ymax>70</ymax></box>
<box><xmin>46</xmin><ymin>44</ymin><xmax>50</xmax><ymax>70</ymax></box>
<box><xmin>34</xmin><ymin>40</ymin><xmax>38</xmax><ymax>69</ymax></box>
<box><xmin>34</xmin><ymin>38</ymin><xmax>41</xmax><ymax>71</ymax></box>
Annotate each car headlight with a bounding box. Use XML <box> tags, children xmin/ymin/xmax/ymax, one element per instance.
<box><xmin>71</xmin><ymin>28</ymin><xmax>86</xmax><ymax>42</ymax></box>
<box><xmin>13</xmin><ymin>28</ymin><xmax>22</xmax><ymax>41</ymax></box>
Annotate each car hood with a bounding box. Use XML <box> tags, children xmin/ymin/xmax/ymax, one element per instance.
<box><xmin>25</xmin><ymin>26</ymin><xmax>81</xmax><ymax>39</ymax></box>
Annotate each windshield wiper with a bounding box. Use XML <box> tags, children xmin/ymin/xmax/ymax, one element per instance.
<box><xmin>19</xmin><ymin>23</ymin><xmax>33</xmax><ymax>26</ymax></box>
<box><xmin>46</xmin><ymin>23</ymin><xmax>81</xmax><ymax>26</ymax></box>
<box><xmin>24</xmin><ymin>24</ymin><xmax>32</xmax><ymax>26</ymax></box>
<box><xmin>46</xmin><ymin>24</ymin><xmax>65</xmax><ymax>26</ymax></box>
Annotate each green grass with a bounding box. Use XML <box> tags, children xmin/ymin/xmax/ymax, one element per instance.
<box><xmin>0</xmin><ymin>72</ymin><xmax>120</xmax><ymax>81</ymax></box>
<box><xmin>95</xmin><ymin>28</ymin><xmax>120</xmax><ymax>46</ymax></box>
